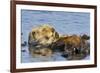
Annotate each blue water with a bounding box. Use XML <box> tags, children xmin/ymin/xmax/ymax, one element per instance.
<box><xmin>21</xmin><ymin>10</ymin><xmax>90</xmax><ymax>63</ymax></box>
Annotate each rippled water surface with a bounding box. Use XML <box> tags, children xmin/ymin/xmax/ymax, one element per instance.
<box><xmin>21</xmin><ymin>10</ymin><xmax>90</xmax><ymax>63</ymax></box>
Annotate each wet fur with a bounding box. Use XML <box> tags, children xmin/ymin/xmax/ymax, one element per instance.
<box><xmin>28</xmin><ymin>24</ymin><xmax>59</xmax><ymax>57</ymax></box>
<box><xmin>52</xmin><ymin>35</ymin><xmax>90</xmax><ymax>60</ymax></box>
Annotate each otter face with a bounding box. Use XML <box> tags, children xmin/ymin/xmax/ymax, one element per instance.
<box><xmin>30</xmin><ymin>25</ymin><xmax>59</xmax><ymax>45</ymax></box>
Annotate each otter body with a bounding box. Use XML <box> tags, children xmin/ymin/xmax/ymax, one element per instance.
<box><xmin>52</xmin><ymin>35</ymin><xmax>90</xmax><ymax>60</ymax></box>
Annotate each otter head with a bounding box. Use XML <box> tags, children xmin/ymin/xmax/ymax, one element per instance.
<box><xmin>29</xmin><ymin>24</ymin><xmax>59</xmax><ymax>46</ymax></box>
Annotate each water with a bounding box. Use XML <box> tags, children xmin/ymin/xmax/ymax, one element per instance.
<box><xmin>21</xmin><ymin>10</ymin><xmax>90</xmax><ymax>63</ymax></box>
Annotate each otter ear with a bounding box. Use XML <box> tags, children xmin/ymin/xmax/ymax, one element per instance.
<box><xmin>81</xmin><ymin>34</ymin><xmax>90</xmax><ymax>40</ymax></box>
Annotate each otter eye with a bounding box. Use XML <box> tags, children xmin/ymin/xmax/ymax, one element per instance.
<box><xmin>45</xmin><ymin>36</ymin><xmax>49</xmax><ymax>40</ymax></box>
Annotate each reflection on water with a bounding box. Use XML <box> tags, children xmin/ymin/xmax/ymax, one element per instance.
<box><xmin>21</xmin><ymin>10</ymin><xmax>90</xmax><ymax>63</ymax></box>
